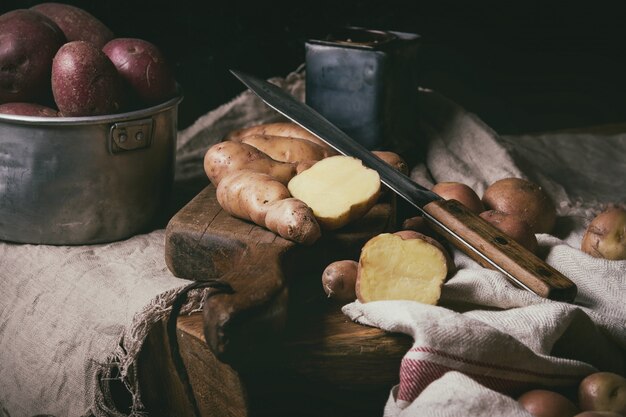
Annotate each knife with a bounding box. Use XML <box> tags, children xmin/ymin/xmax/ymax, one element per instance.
<box><xmin>230</xmin><ymin>69</ymin><xmax>577</xmax><ymax>302</ymax></box>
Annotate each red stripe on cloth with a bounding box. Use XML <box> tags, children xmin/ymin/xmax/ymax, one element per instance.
<box><xmin>409</xmin><ymin>346</ymin><xmax>586</xmax><ymax>380</ymax></box>
<box><xmin>397</xmin><ymin>359</ymin><xmax>535</xmax><ymax>403</ymax></box>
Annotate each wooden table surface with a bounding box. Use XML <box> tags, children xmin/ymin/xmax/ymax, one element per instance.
<box><xmin>139</xmin><ymin>302</ymin><xmax>412</xmax><ymax>417</ymax></box>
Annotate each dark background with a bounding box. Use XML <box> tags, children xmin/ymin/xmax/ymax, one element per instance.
<box><xmin>4</xmin><ymin>0</ymin><xmax>626</xmax><ymax>134</ymax></box>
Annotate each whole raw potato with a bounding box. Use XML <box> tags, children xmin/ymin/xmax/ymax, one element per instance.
<box><xmin>321</xmin><ymin>260</ymin><xmax>358</xmax><ymax>303</ymax></box>
<box><xmin>518</xmin><ymin>389</ymin><xmax>580</xmax><ymax>417</ymax></box>
<box><xmin>580</xmin><ymin>208</ymin><xmax>626</xmax><ymax>260</ymax></box>
<box><xmin>0</xmin><ymin>9</ymin><xmax>66</xmax><ymax>104</ymax></box>
<box><xmin>103</xmin><ymin>38</ymin><xmax>177</xmax><ymax>105</ymax></box>
<box><xmin>52</xmin><ymin>41</ymin><xmax>125</xmax><ymax>116</ymax></box>
<box><xmin>0</xmin><ymin>102</ymin><xmax>58</xmax><ymax>117</ymax></box>
<box><xmin>479</xmin><ymin>209</ymin><xmax>538</xmax><ymax>253</ymax></box>
<box><xmin>431</xmin><ymin>181</ymin><xmax>484</xmax><ymax>214</ymax></box>
<box><xmin>578</xmin><ymin>372</ymin><xmax>626</xmax><ymax>415</ymax></box>
<box><xmin>482</xmin><ymin>177</ymin><xmax>556</xmax><ymax>234</ymax></box>
<box><xmin>30</xmin><ymin>2</ymin><xmax>114</xmax><ymax>49</ymax></box>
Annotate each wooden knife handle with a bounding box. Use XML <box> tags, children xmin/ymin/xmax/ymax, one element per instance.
<box><xmin>423</xmin><ymin>199</ymin><xmax>577</xmax><ymax>302</ymax></box>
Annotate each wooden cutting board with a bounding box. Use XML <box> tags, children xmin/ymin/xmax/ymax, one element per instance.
<box><xmin>165</xmin><ymin>184</ymin><xmax>399</xmax><ymax>361</ymax></box>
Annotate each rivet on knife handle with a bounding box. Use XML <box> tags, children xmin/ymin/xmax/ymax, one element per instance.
<box><xmin>423</xmin><ymin>199</ymin><xmax>577</xmax><ymax>302</ymax></box>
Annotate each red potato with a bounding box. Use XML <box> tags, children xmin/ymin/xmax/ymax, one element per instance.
<box><xmin>518</xmin><ymin>389</ymin><xmax>580</xmax><ymax>417</ymax></box>
<box><xmin>580</xmin><ymin>208</ymin><xmax>626</xmax><ymax>260</ymax></box>
<box><xmin>0</xmin><ymin>102</ymin><xmax>58</xmax><ymax>117</ymax></box>
<box><xmin>51</xmin><ymin>41</ymin><xmax>126</xmax><ymax>116</ymax></box>
<box><xmin>480</xmin><ymin>209</ymin><xmax>538</xmax><ymax>253</ymax></box>
<box><xmin>103</xmin><ymin>38</ymin><xmax>177</xmax><ymax>105</ymax></box>
<box><xmin>431</xmin><ymin>181</ymin><xmax>484</xmax><ymax>214</ymax></box>
<box><xmin>0</xmin><ymin>9</ymin><xmax>66</xmax><ymax>104</ymax></box>
<box><xmin>321</xmin><ymin>260</ymin><xmax>358</xmax><ymax>302</ymax></box>
<box><xmin>30</xmin><ymin>2</ymin><xmax>113</xmax><ymax>49</ymax></box>
<box><xmin>578</xmin><ymin>372</ymin><xmax>626</xmax><ymax>415</ymax></box>
<box><xmin>483</xmin><ymin>177</ymin><xmax>556</xmax><ymax>234</ymax></box>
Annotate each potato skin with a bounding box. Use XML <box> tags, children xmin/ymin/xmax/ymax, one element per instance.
<box><xmin>372</xmin><ymin>150</ymin><xmax>409</xmax><ymax>175</ymax></box>
<box><xmin>216</xmin><ymin>170</ymin><xmax>290</xmax><ymax>225</ymax></box>
<box><xmin>216</xmin><ymin>170</ymin><xmax>320</xmax><ymax>245</ymax></box>
<box><xmin>0</xmin><ymin>102</ymin><xmax>58</xmax><ymax>117</ymax></box>
<box><xmin>517</xmin><ymin>389</ymin><xmax>579</xmax><ymax>417</ymax></box>
<box><xmin>482</xmin><ymin>177</ymin><xmax>556</xmax><ymax>234</ymax></box>
<box><xmin>51</xmin><ymin>41</ymin><xmax>125</xmax><ymax>116</ymax></box>
<box><xmin>432</xmin><ymin>181</ymin><xmax>484</xmax><ymax>214</ymax></box>
<box><xmin>479</xmin><ymin>209</ymin><xmax>538</xmax><ymax>253</ymax></box>
<box><xmin>578</xmin><ymin>372</ymin><xmax>626</xmax><ymax>415</ymax></box>
<box><xmin>322</xmin><ymin>260</ymin><xmax>358</xmax><ymax>302</ymax></box>
<box><xmin>0</xmin><ymin>9</ymin><xmax>66</xmax><ymax>104</ymax></box>
<box><xmin>203</xmin><ymin>141</ymin><xmax>297</xmax><ymax>187</ymax></box>
<box><xmin>580</xmin><ymin>207</ymin><xmax>626</xmax><ymax>260</ymax></box>
<box><xmin>30</xmin><ymin>2</ymin><xmax>113</xmax><ymax>49</ymax></box>
<box><xmin>103</xmin><ymin>38</ymin><xmax>177</xmax><ymax>105</ymax></box>
<box><xmin>225</xmin><ymin>122</ymin><xmax>338</xmax><ymax>155</ymax></box>
<box><xmin>240</xmin><ymin>134</ymin><xmax>330</xmax><ymax>163</ymax></box>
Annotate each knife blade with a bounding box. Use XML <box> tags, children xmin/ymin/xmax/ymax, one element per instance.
<box><xmin>231</xmin><ymin>69</ymin><xmax>577</xmax><ymax>302</ymax></box>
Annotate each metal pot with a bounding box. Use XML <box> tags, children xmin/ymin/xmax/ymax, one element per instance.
<box><xmin>0</xmin><ymin>94</ymin><xmax>182</xmax><ymax>245</ymax></box>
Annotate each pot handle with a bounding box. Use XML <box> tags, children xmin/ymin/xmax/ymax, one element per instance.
<box><xmin>108</xmin><ymin>117</ymin><xmax>154</xmax><ymax>154</ymax></box>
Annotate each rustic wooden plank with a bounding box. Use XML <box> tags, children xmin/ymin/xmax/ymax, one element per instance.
<box><xmin>173</xmin><ymin>306</ymin><xmax>412</xmax><ymax>417</ymax></box>
<box><xmin>165</xmin><ymin>185</ymin><xmax>396</xmax><ymax>360</ymax></box>
<box><xmin>138</xmin><ymin>318</ymin><xmax>248</xmax><ymax>417</ymax></box>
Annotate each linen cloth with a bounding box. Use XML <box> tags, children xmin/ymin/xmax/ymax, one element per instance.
<box><xmin>0</xmin><ymin>70</ymin><xmax>304</xmax><ymax>417</ymax></box>
<box><xmin>0</xmin><ymin>66</ymin><xmax>624</xmax><ymax>417</ymax></box>
<box><xmin>343</xmin><ymin>88</ymin><xmax>626</xmax><ymax>416</ymax></box>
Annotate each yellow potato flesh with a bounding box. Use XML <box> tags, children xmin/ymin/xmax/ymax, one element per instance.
<box><xmin>288</xmin><ymin>155</ymin><xmax>381</xmax><ymax>229</ymax></box>
<box><xmin>358</xmin><ymin>233</ymin><xmax>447</xmax><ymax>304</ymax></box>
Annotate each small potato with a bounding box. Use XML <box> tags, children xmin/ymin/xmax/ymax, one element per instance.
<box><xmin>0</xmin><ymin>9</ymin><xmax>66</xmax><ymax>103</ymax></box>
<box><xmin>480</xmin><ymin>209</ymin><xmax>538</xmax><ymax>253</ymax></box>
<box><xmin>203</xmin><ymin>141</ymin><xmax>297</xmax><ymax>186</ymax></box>
<box><xmin>321</xmin><ymin>260</ymin><xmax>358</xmax><ymax>302</ymax></box>
<box><xmin>483</xmin><ymin>177</ymin><xmax>556</xmax><ymax>234</ymax></box>
<box><xmin>373</xmin><ymin>150</ymin><xmax>409</xmax><ymax>175</ymax></box>
<box><xmin>518</xmin><ymin>389</ymin><xmax>579</xmax><ymax>417</ymax></box>
<box><xmin>578</xmin><ymin>372</ymin><xmax>626</xmax><ymax>415</ymax></box>
<box><xmin>0</xmin><ymin>102</ymin><xmax>58</xmax><ymax>117</ymax></box>
<box><xmin>580</xmin><ymin>208</ymin><xmax>626</xmax><ymax>260</ymax></box>
<box><xmin>432</xmin><ymin>181</ymin><xmax>484</xmax><ymax>214</ymax></box>
<box><xmin>30</xmin><ymin>3</ymin><xmax>113</xmax><ymax>49</ymax></box>
<box><xmin>51</xmin><ymin>41</ymin><xmax>125</xmax><ymax>116</ymax></box>
<box><xmin>401</xmin><ymin>216</ymin><xmax>438</xmax><ymax>239</ymax></box>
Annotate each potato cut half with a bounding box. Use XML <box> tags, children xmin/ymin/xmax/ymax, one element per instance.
<box><xmin>287</xmin><ymin>155</ymin><xmax>381</xmax><ymax>230</ymax></box>
<box><xmin>356</xmin><ymin>233</ymin><xmax>448</xmax><ymax>304</ymax></box>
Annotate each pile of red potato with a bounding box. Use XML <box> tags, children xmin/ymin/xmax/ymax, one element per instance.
<box><xmin>0</xmin><ymin>3</ymin><xmax>176</xmax><ymax>117</ymax></box>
